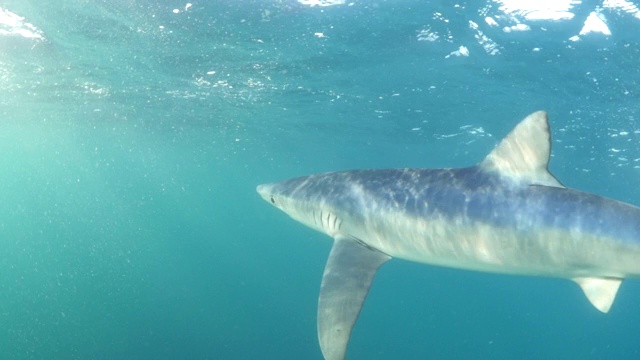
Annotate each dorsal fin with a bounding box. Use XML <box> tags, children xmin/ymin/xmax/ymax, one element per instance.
<box><xmin>479</xmin><ymin>111</ymin><xmax>564</xmax><ymax>188</ymax></box>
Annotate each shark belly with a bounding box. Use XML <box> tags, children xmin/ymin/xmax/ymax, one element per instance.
<box><xmin>353</xmin><ymin>197</ymin><xmax>640</xmax><ymax>279</ymax></box>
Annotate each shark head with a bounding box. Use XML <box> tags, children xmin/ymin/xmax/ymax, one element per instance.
<box><xmin>257</xmin><ymin>175</ymin><xmax>346</xmax><ymax>237</ymax></box>
<box><xmin>256</xmin><ymin>182</ymin><xmax>283</xmax><ymax>207</ymax></box>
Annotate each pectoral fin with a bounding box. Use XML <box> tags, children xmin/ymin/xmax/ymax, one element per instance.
<box><xmin>317</xmin><ymin>235</ymin><xmax>390</xmax><ymax>360</ymax></box>
<box><xmin>573</xmin><ymin>277</ymin><xmax>622</xmax><ymax>313</ymax></box>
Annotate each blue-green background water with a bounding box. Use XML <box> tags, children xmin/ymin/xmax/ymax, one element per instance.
<box><xmin>1</xmin><ymin>0</ymin><xmax>640</xmax><ymax>358</ymax></box>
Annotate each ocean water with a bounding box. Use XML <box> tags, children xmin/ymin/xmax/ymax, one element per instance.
<box><xmin>1</xmin><ymin>0</ymin><xmax>640</xmax><ymax>359</ymax></box>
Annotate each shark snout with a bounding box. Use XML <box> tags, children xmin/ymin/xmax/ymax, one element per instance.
<box><xmin>256</xmin><ymin>183</ymin><xmax>268</xmax><ymax>197</ymax></box>
<box><xmin>256</xmin><ymin>183</ymin><xmax>274</xmax><ymax>203</ymax></box>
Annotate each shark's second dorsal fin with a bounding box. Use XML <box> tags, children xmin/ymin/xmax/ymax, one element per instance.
<box><xmin>479</xmin><ymin>111</ymin><xmax>564</xmax><ymax>188</ymax></box>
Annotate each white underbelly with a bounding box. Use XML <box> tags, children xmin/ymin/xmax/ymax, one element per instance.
<box><xmin>353</xmin><ymin>216</ymin><xmax>637</xmax><ymax>279</ymax></box>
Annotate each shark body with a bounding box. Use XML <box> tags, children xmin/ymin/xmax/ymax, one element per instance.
<box><xmin>257</xmin><ymin>111</ymin><xmax>640</xmax><ymax>360</ymax></box>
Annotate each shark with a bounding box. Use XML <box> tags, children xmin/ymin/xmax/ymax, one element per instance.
<box><xmin>256</xmin><ymin>111</ymin><xmax>640</xmax><ymax>360</ymax></box>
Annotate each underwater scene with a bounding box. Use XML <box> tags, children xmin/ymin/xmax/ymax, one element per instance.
<box><xmin>1</xmin><ymin>0</ymin><xmax>640</xmax><ymax>359</ymax></box>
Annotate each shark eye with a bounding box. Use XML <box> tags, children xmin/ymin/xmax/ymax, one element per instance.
<box><xmin>270</xmin><ymin>196</ymin><xmax>276</xmax><ymax>204</ymax></box>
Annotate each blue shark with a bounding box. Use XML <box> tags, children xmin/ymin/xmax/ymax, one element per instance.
<box><xmin>256</xmin><ymin>111</ymin><xmax>640</xmax><ymax>360</ymax></box>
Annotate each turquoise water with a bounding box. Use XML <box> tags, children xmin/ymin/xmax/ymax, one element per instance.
<box><xmin>1</xmin><ymin>0</ymin><xmax>640</xmax><ymax>359</ymax></box>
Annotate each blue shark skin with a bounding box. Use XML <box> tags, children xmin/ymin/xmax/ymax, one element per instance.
<box><xmin>256</xmin><ymin>111</ymin><xmax>640</xmax><ymax>360</ymax></box>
